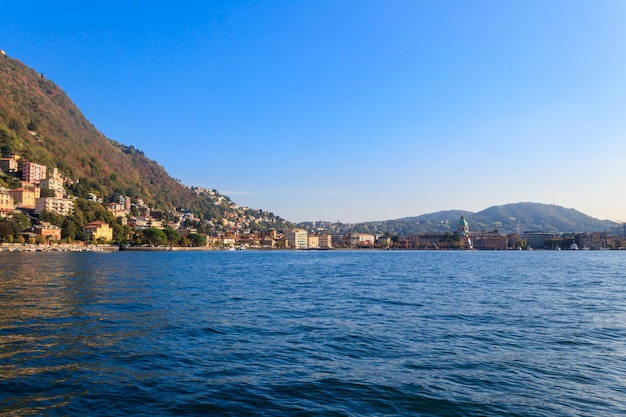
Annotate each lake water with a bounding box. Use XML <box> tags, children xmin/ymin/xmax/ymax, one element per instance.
<box><xmin>1</xmin><ymin>250</ymin><xmax>626</xmax><ymax>416</ymax></box>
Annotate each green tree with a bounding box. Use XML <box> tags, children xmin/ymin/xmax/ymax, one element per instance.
<box><xmin>61</xmin><ymin>217</ymin><xmax>86</xmax><ymax>241</ymax></box>
<box><xmin>111</xmin><ymin>221</ymin><xmax>131</xmax><ymax>244</ymax></box>
<box><xmin>0</xmin><ymin>221</ymin><xmax>14</xmax><ymax>241</ymax></box>
<box><xmin>39</xmin><ymin>188</ymin><xmax>57</xmax><ymax>198</ymax></box>
<box><xmin>142</xmin><ymin>227</ymin><xmax>167</xmax><ymax>247</ymax></box>
<box><xmin>163</xmin><ymin>227</ymin><xmax>181</xmax><ymax>247</ymax></box>
<box><xmin>9</xmin><ymin>213</ymin><xmax>31</xmax><ymax>235</ymax></box>
<box><xmin>40</xmin><ymin>210</ymin><xmax>65</xmax><ymax>227</ymax></box>
<box><xmin>561</xmin><ymin>237</ymin><xmax>574</xmax><ymax>249</ymax></box>
<box><xmin>186</xmin><ymin>233</ymin><xmax>206</xmax><ymax>247</ymax></box>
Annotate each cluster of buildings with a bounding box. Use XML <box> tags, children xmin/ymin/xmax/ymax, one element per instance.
<box><xmin>1</xmin><ymin>158</ymin><xmax>74</xmax><ymax>216</ymax></box>
<box><xmin>391</xmin><ymin>215</ymin><xmax>622</xmax><ymax>250</ymax></box>
<box><xmin>17</xmin><ymin>220</ymin><xmax>112</xmax><ymax>244</ymax></box>
<box><xmin>2</xmin><ymin>156</ymin><xmax>624</xmax><ymax>249</ymax></box>
<box><xmin>1</xmin><ymin>157</ymin><xmax>113</xmax><ymax>242</ymax></box>
<box><xmin>0</xmin><ymin>156</ymin><xmax>274</xmax><ymax>244</ymax></box>
<box><xmin>245</xmin><ymin>216</ymin><xmax>622</xmax><ymax>251</ymax></box>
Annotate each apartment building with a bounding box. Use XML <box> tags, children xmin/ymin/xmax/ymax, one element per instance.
<box><xmin>0</xmin><ymin>157</ymin><xmax>18</xmax><ymax>173</ymax></box>
<box><xmin>349</xmin><ymin>233</ymin><xmax>375</xmax><ymax>247</ymax></box>
<box><xmin>259</xmin><ymin>228</ymin><xmax>277</xmax><ymax>239</ymax></box>
<box><xmin>468</xmin><ymin>230</ymin><xmax>508</xmax><ymax>250</ymax></box>
<box><xmin>35</xmin><ymin>197</ymin><xmax>75</xmax><ymax>216</ymax></box>
<box><xmin>8</xmin><ymin>188</ymin><xmax>36</xmax><ymax>208</ymax></box>
<box><xmin>521</xmin><ymin>232</ymin><xmax>555</xmax><ymax>249</ymax></box>
<box><xmin>22</xmin><ymin>161</ymin><xmax>47</xmax><ymax>184</ymax></box>
<box><xmin>0</xmin><ymin>188</ymin><xmax>14</xmax><ymax>215</ymax></box>
<box><xmin>575</xmin><ymin>232</ymin><xmax>608</xmax><ymax>250</ymax></box>
<box><xmin>39</xmin><ymin>168</ymin><xmax>65</xmax><ymax>197</ymax></box>
<box><xmin>127</xmin><ymin>217</ymin><xmax>150</xmax><ymax>230</ymax></box>
<box><xmin>107</xmin><ymin>202</ymin><xmax>127</xmax><ymax>217</ymax></box>
<box><xmin>285</xmin><ymin>228</ymin><xmax>308</xmax><ymax>249</ymax></box>
<box><xmin>318</xmin><ymin>233</ymin><xmax>332</xmax><ymax>249</ymax></box>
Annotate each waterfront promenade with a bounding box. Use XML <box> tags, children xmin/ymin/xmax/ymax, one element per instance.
<box><xmin>0</xmin><ymin>243</ymin><xmax>119</xmax><ymax>252</ymax></box>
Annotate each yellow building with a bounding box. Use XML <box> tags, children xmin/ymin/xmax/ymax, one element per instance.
<box><xmin>84</xmin><ymin>221</ymin><xmax>113</xmax><ymax>242</ymax></box>
<box><xmin>318</xmin><ymin>233</ymin><xmax>333</xmax><ymax>249</ymax></box>
<box><xmin>0</xmin><ymin>189</ymin><xmax>14</xmax><ymax>212</ymax></box>
<box><xmin>259</xmin><ymin>228</ymin><xmax>277</xmax><ymax>239</ymax></box>
<box><xmin>8</xmin><ymin>188</ymin><xmax>36</xmax><ymax>208</ymax></box>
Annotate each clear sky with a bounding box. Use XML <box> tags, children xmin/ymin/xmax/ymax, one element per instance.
<box><xmin>2</xmin><ymin>1</ymin><xmax>625</xmax><ymax>223</ymax></box>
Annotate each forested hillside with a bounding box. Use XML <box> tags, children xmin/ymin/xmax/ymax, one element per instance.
<box><xmin>0</xmin><ymin>52</ymin><xmax>289</xmax><ymax>228</ymax></box>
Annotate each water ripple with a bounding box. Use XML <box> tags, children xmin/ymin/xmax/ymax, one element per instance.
<box><xmin>2</xmin><ymin>251</ymin><xmax>626</xmax><ymax>415</ymax></box>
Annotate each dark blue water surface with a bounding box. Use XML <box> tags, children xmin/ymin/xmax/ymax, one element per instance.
<box><xmin>1</xmin><ymin>250</ymin><xmax>626</xmax><ymax>416</ymax></box>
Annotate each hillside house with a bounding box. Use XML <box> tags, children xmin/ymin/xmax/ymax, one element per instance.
<box><xmin>84</xmin><ymin>221</ymin><xmax>113</xmax><ymax>242</ymax></box>
<box><xmin>32</xmin><ymin>222</ymin><xmax>62</xmax><ymax>241</ymax></box>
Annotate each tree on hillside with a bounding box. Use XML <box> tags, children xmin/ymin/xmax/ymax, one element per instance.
<box><xmin>186</xmin><ymin>233</ymin><xmax>206</xmax><ymax>247</ymax></box>
<box><xmin>163</xmin><ymin>227</ymin><xmax>181</xmax><ymax>247</ymax></box>
<box><xmin>39</xmin><ymin>210</ymin><xmax>65</xmax><ymax>227</ymax></box>
<box><xmin>142</xmin><ymin>227</ymin><xmax>167</xmax><ymax>247</ymax></box>
<box><xmin>0</xmin><ymin>221</ymin><xmax>14</xmax><ymax>242</ymax></box>
<box><xmin>111</xmin><ymin>220</ymin><xmax>131</xmax><ymax>244</ymax></box>
<box><xmin>0</xmin><ymin>213</ymin><xmax>31</xmax><ymax>242</ymax></box>
<box><xmin>39</xmin><ymin>188</ymin><xmax>56</xmax><ymax>198</ymax></box>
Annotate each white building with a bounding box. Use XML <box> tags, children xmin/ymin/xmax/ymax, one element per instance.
<box><xmin>39</xmin><ymin>168</ymin><xmax>65</xmax><ymax>198</ymax></box>
<box><xmin>285</xmin><ymin>229</ymin><xmax>308</xmax><ymax>249</ymax></box>
<box><xmin>34</xmin><ymin>197</ymin><xmax>74</xmax><ymax>216</ymax></box>
<box><xmin>349</xmin><ymin>233</ymin><xmax>375</xmax><ymax>247</ymax></box>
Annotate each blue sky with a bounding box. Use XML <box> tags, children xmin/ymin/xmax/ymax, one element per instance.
<box><xmin>2</xmin><ymin>1</ymin><xmax>626</xmax><ymax>223</ymax></box>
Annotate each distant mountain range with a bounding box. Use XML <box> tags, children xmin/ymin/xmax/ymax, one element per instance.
<box><xmin>1</xmin><ymin>54</ymin><xmax>621</xmax><ymax>237</ymax></box>
<box><xmin>345</xmin><ymin>202</ymin><xmax>621</xmax><ymax>236</ymax></box>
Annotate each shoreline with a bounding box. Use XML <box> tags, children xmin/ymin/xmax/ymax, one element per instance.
<box><xmin>0</xmin><ymin>243</ymin><xmax>119</xmax><ymax>252</ymax></box>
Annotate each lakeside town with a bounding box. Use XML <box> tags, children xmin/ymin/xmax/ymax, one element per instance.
<box><xmin>2</xmin><ymin>155</ymin><xmax>625</xmax><ymax>252</ymax></box>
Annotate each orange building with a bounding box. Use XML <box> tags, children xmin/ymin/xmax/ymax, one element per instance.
<box><xmin>32</xmin><ymin>222</ymin><xmax>62</xmax><ymax>241</ymax></box>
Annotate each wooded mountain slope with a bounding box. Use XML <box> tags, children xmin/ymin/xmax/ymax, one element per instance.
<box><xmin>0</xmin><ymin>53</ymin><xmax>237</xmax><ymax>220</ymax></box>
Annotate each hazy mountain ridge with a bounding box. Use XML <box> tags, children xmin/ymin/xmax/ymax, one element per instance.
<box><xmin>1</xmin><ymin>54</ymin><xmax>619</xmax><ymax>236</ymax></box>
<box><xmin>348</xmin><ymin>203</ymin><xmax>620</xmax><ymax>236</ymax></box>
